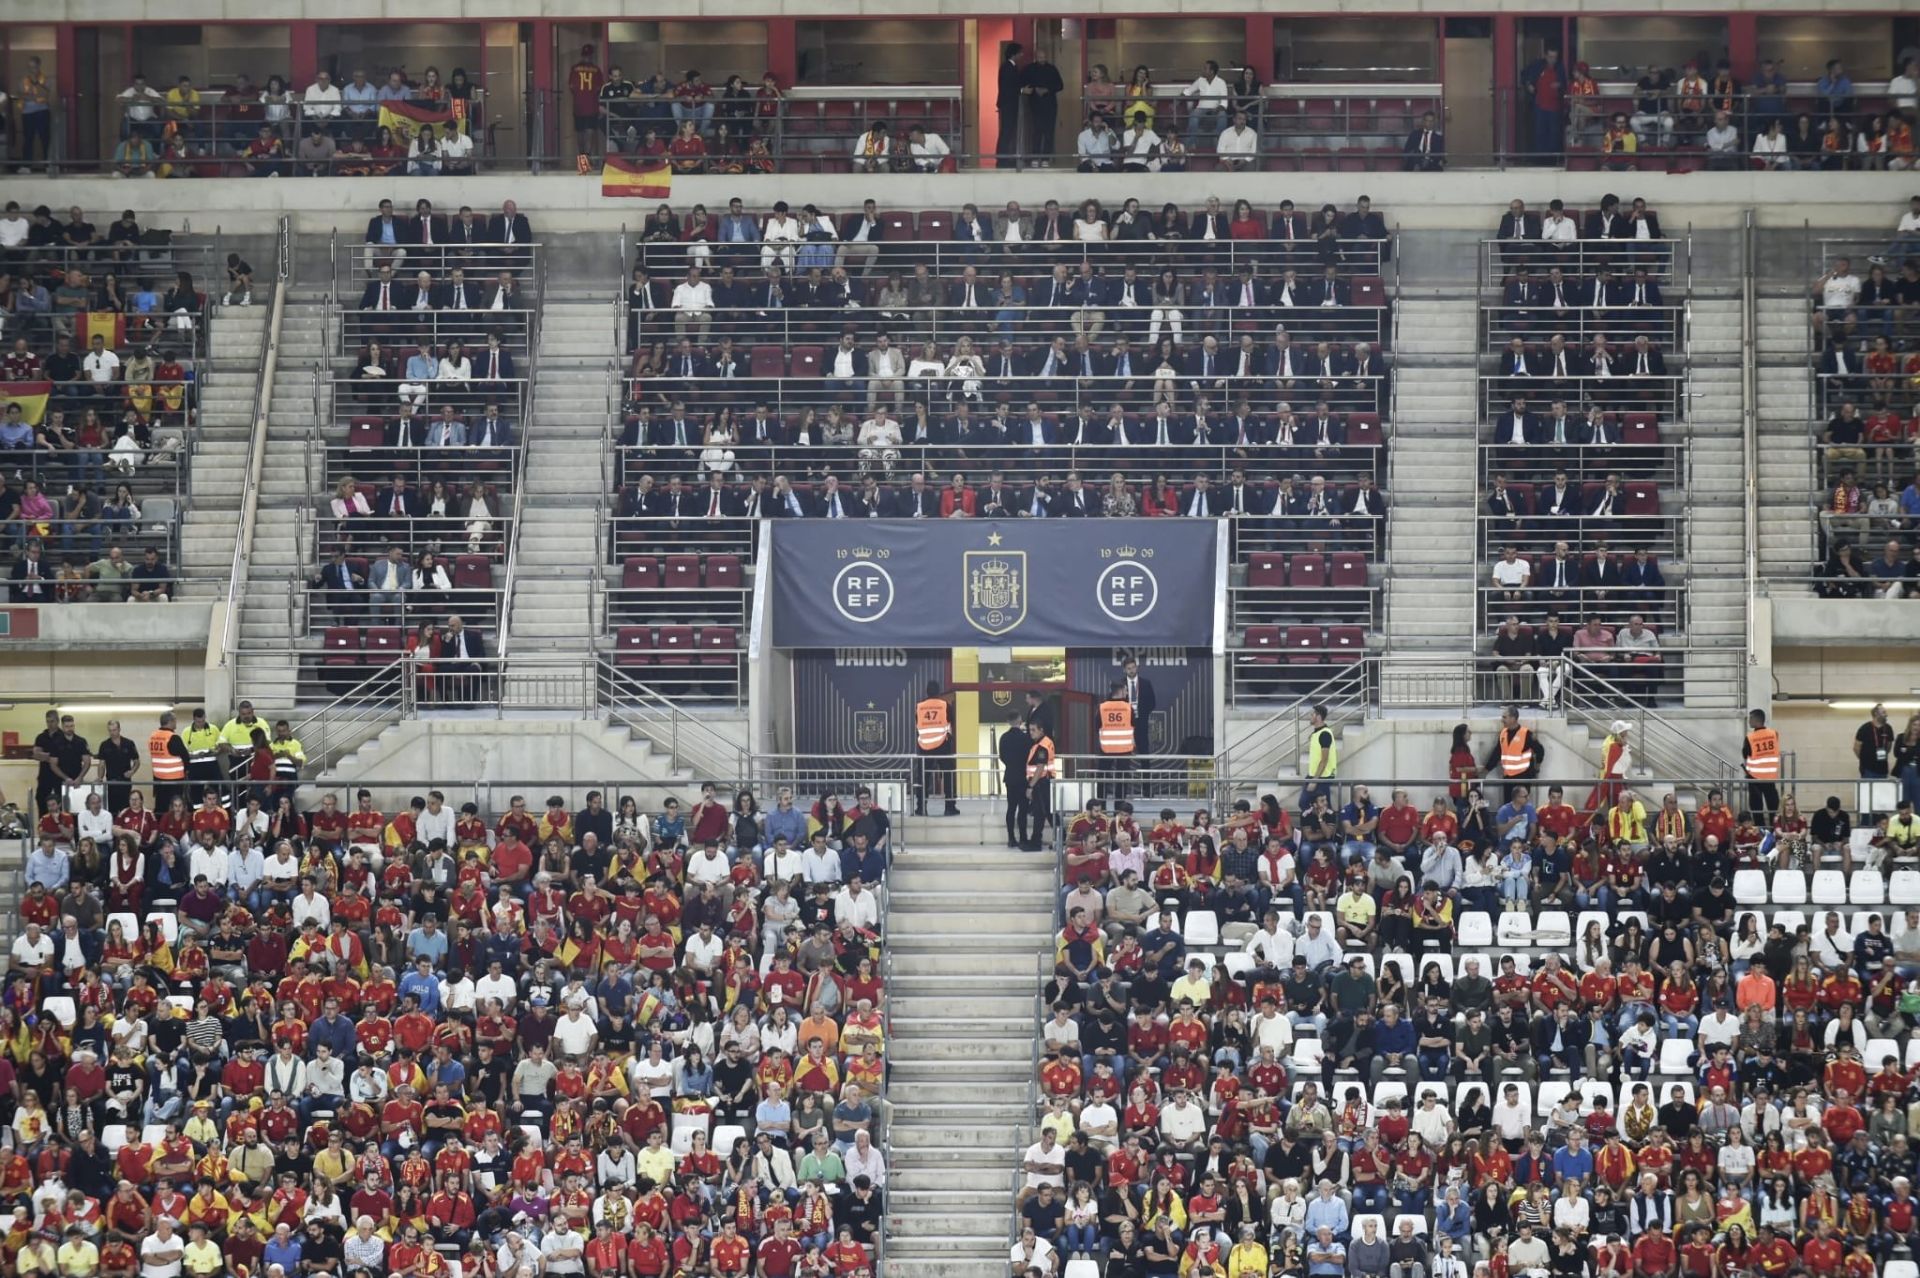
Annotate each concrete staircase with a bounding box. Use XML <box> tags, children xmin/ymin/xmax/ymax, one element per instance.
<box><xmin>1383</xmin><ymin>294</ymin><xmax>1481</xmax><ymax>652</ymax></box>
<box><xmin>177</xmin><ymin>301</ymin><xmax>271</xmax><ymax>597</ymax></box>
<box><xmin>1755</xmin><ymin>292</ymin><xmax>1817</xmax><ymax>588</ymax></box>
<box><xmin>232</xmin><ymin>285</ymin><xmax>333</xmax><ymax>706</ymax></box>
<box><xmin>883</xmin><ymin>834</ymin><xmax>1056</xmax><ymax>1278</ymax></box>
<box><xmin>506</xmin><ymin>294</ymin><xmax>620</xmax><ymax>650</ymax></box>
<box><xmin>1679</xmin><ymin>294</ymin><xmax>1751</xmax><ymax>710</ymax></box>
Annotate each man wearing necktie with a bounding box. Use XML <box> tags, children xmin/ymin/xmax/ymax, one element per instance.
<box><xmin>1402</xmin><ymin>111</ymin><xmax>1444</xmax><ymax>172</ymax></box>
<box><xmin>1120</xmin><ymin>657</ymin><xmax>1156</xmax><ymax>757</ymax></box>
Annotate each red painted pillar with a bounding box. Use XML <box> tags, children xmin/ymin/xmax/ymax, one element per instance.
<box><xmin>976</xmin><ymin>17</ymin><xmax>1013</xmax><ymax>167</ymax></box>
<box><xmin>1244</xmin><ymin>18</ymin><xmax>1275</xmax><ymax>84</ymax></box>
<box><xmin>289</xmin><ymin>22</ymin><xmax>317</xmax><ymax>86</ymax></box>
<box><xmin>1726</xmin><ymin>15</ymin><xmax>1758</xmax><ymax>82</ymax></box>
<box><xmin>765</xmin><ymin>19</ymin><xmax>797</xmax><ymax>88</ymax></box>
<box><xmin>1492</xmin><ymin>15</ymin><xmax>1518</xmax><ymax>158</ymax></box>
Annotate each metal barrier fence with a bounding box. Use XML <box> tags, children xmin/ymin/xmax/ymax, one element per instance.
<box><xmin>1476</xmin><ymin>439</ymin><xmax>1687</xmax><ymax>489</ymax></box>
<box><xmin>631</xmin><ymin>234</ymin><xmax>1394</xmax><ymax>291</ymax></box>
<box><xmin>1477</xmin><ymin>509</ymin><xmax>1680</xmax><ymax>559</ymax></box>
<box><xmin>1482</xmin><ymin>304</ymin><xmax>1686</xmax><ymax>349</ymax></box>
<box><xmin>1476</xmin><ymin>583</ymin><xmax>1686</xmax><ymax>641</ymax></box>
<box><xmin>1478</xmin><ymin>370</ymin><xmax>1685</xmax><ymax>420</ymax></box>
<box><xmin>1478</xmin><ymin>235</ymin><xmax>1681</xmax><ymax>285</ymax></box>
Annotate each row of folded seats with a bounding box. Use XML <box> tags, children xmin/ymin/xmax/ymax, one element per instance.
<box><xmin>1244</xmin><ymin>551</ymin><xmax>1369</xmax><ymax>589</ymax></box>
<box><xmin>611</xmin><ymin>624</ymin><xmax>740</xmax><ymax>664</ymax></box>
<box><xmin>1732</xmin><ymin>867</ymin><xmax>1913</xmax><ymax>907</ymax></box>
<box><xmin>619</xmin><ymin>553</ymin><xmax>745</xmax><ymax>591</ymax></box>
<box><xmin>1239</xmin><ymin>623</ymin><xmax>1368</xmax><ymax>665</ymax></box>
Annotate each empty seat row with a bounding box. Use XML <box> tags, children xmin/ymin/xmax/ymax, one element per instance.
<box><xmin>1733</xmin><ymin>866</ymin><xmax>1909</xmax><ymax>907</ymax></box>
<box><xmin>1241</xmin><ymin>624</ymin><xmax>1367</xmax><ymax>661</ymax></box>
<box><xmin>612</xmin><ymin>625</ymin><xmax>739</xmax><ymax>665</ymax></box>
<box><xmin>1244</xmin><ymin>551</ymin><xmax>1370</xmax><ymax>590</ymax></box>
<box><xmin>619</xmin><ymin>554</ymin><xmax>744</xmax><ymax>591</ymax></box>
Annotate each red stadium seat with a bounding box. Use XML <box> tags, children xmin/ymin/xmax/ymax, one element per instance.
<box><xmin>791</xmin><ymin>346</ymin><xmax>824</xmax><ymax>377</ymax></box>
<box><xmin>1621</xmin><ymin>413</ymin><xmax>1660</xmax><ymax>445</ymax></box>
<box><xmin>1326</xmin><ymin>625</ymin><xmax>1366</xmax><ymax>661</ymax></box>
<box><xmin>1329</xmin><ymin>553</ymin><xmax>1368</xmax><ymax>589</ymax></box>
<box><xmin>1352</xmin><ymin>276</ymin><xmax>1386</xmax><ymax>307</ymax></box>
<box><xmin>879</xmin><ymin>210</ymin><xmax>917</xmax><ymax>239</ymax></box>
<box><xmin>1245</xmin><ymin>553</ymin><xmax>1286</xmax><ymax>588</ymax></box>
<box><xmin>698</xmin><ymin>626</ymin><xmax>738</xmax><ymax>662</ymax></box>
<box><xmin>704</xmin><ymin>554</ymin><xmax>743</xmax><ymax>589</ymax></box>
<box><xmin>750</xmin><ymin>345</ymin><xmax>786</xmax><ymax>379</ymax></box>
<box><xmin>622</xmin><ymin>556</ymin><xmax>661</xmax><ymax>590</ymax></box>
<box><xmin>452</xmin><ymin>555</ymin><xmax>492</xmax><ymax>591</ymax></box>
<box><xmin>1624</xmin><ymin>483</ymin><xmax>1660</xmax><ymax>516</ymax></box>
<box><xmin>662</xmin><ymin>554</ymin><xmax>701</xmax><ymax>589</ymax></box>
<box><xmin>348</xmin><ymin>417</ymin><xmax>386</xmax><ymax>449</ymax></box>
<box><xmin>1284</xmin><ymin>626</ymin><xmax>1326</xmax><ymax>663</ymax></box>
<box><xmin>1288</xmin><ymin>554</ymin><xmax>1326</xmax><ymax>590</ymax></box>
<box><xmin>321</xmin><ymin>627</ymin><xmax>361</xmax><ymax>667</ymax></box>
<box><xmin>1346</xmin><ymin>413</ymin><xmax>1382</xmax><ymax>448</ymax></box>
<box><xmin>613</xmin><ymin>626</ymin><xmax>655</xmax><ymax>667</ymax></box>
<box><xmin>364</xmin><ymin>627</ymin><xmax>404</xmax><ymax>663</ymax></box>
<box><xmin>1243</xmin><ymin>625</ymin><xmax>1283</xmax><ymax>662</ymax></box>
<box><xmin>916</xmin><ymin>210</ymin><xmax>952</xmax><ymax>240</ymax></box>
<box><xmin>655</xmin><ymin>625</ymin><xmax>696</xmax><ymax>664</ymax></box>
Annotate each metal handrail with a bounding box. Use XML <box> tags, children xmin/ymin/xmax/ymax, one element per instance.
<box><xmin>1221</xmin><ymin>660</ymin><xmax>1372</xmax><ymax>780</ymax></box>
<box><xmin>599</xmin><ymin>656</ymin><xmax>748</xmax><ymax>778</ymax></box>
<box><xmin>1739</xmin><ymin>210</ymin><xmax>1761</xmax><ymax>709</ymax></box>
<box><xmin>219</xmin><ymin>218</ymin><xmax>288</xmax><ymax>671</ymax></box>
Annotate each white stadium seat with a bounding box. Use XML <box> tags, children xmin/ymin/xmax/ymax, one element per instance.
<box><xmin>712</xmin><ymin>1124</ymin><xmax>747</xmax><ymax>1157</ymax></box>
<box><xmin>1865</xmin><ymin>1038</ymin><xmax>1902</xmax><ymax>1068</ymax></box>
<box><xmin>1533</xmin><ymin>910</ymin><xmax>1572</xmax><ymax>945</ymax></box>
<box><xmin>40</xmin><ymin>996</ymin><xmax>76</xmax><ymax>1028</ymax></box>
<box><xmin>1289</xmin><ymin>1038</ymin><xmax>1326</xmax><ymax>1071</ymax></box>
<box><xmin>101</xmin><ymin>1125</ymin><xmax>128</xmax><ymax>1153</ymax></box>
<box><xmin>1065</xmin><ymin>1260</ymin><xmax>1101</xmax><ymax>1278</ymax></box>
<box><xmin>1770</xmin><ymin>870</ymin><xmax>1807</xmax><ymax>904</ymax></box>
<box><xmin>1731</xmin><ymin>869</ymin><xmax>1769</xmax><ymax>903</ymax></box>
<box><xmin>1536</xmin><ymin>1081</ymin><xmax>1571</xmax><ymax>1116</ymax></box>
<box><xmin>1809</xmin><ymin>870</ymin><xmax>1848</xmax><ymax>904</ymax></box>
<box><xmin>1352</xmin><ymin>1215</ymin><xmax>1386</xmax><ymax>1242</ymax></box>
<box><xmin>1183</xmin><ymin>911</ymin><xmax>1220</xmax><ymax>947</ymax></box>
<box><xmin>1458</xmin><ymin>912</ymin><xmax>1494</xmax><ymax>947</ymax></box>
<box><xmin>1657</xmin><ymin>1039</ymin><xmax>1696</xmax><ymax>1076</ymax></box>
<box><xmin>145</xmin><ymin>911</ymin><xmax>179</xmax><ymax>944</ymax></box>
<box><xmin>1849</xmin><ymin>871</ymin><xmax>1885</xmax><ymax>906</ymax></box>
<box><xmin>1372</xmin><ymin>1080</ymin><xmax>1409</xmax><ymax>1109</ymax></box>
<box><xmin>1496</xmin><ymin>912</ymin><xmax>1531</xmax><ymax>947</ymax></box>
<box><xmin>1892</xmin><ymin>869</ymin><xmax>1920</xmax><ymax>905</ymax></box>
<box><xmin>1222</xmin><ymin>953</ymin><xmax>1255</xmax><ymax>980</ymax></box>
<box><xmin>1393</xmin><ymin>1214</ymin><xmax>1430</xmax><ymax>1235</ymax></box>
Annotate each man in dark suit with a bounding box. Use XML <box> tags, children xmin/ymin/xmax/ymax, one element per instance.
<box><xmin>374</xmin><ymin>475</ymin><xmax>419</xmax><ymax>545</ymax></box>
<box><xmin>1616</xmin><ymin>336</ymin><xmax>1669</xmax><ymax>411</ymax></box>
<box><xmin>1402</xmin><ymin>112</ymin><xmax>1445</xmax><ymax>171</ymax></box>
<box><xmin>448</xmin><ymin>205</ymin><xmax>490</xmax><ymax>271</ymax></box>
<box><xmin>387</xmin><ymin>405</ymin><xmax>426</xmax><ymax>449</ymax></box>
<box><xmin>486</xmin><ymin>199</ymin><xmax>535</xmax><ymax>268</ymax></box>
<box><xmin>1339</xmin><ymin>197</ymin><xmax>1389</xmax><ymax>255</ymax></box>
<box><xmin>947</xmin><ymin>266</ymin><xmax>993</xmax><ymax>310</ymax></box>
<box><xmin>1496</xmin><ymin>199</ymin><xmax>1539</xmax><ymax>270</ymax></box>
<box><xmin>1180</xmin><ymin>473</ymin><xmax>1222</xmax><ymax>517</ymax></box>
<box><xmin>647</xmin><ymin>475</ymin><xmax>691</xmax><ymax>528</ymax></box>
<box><xmin>1622</xmin><ymin>548</ymin><xmax>1667</xmax><ymax>611</ymax></box>
<box><xmin>469</xmin><ymin>402</ymin><xmax>515</xmax><ymax>451</ymax></box>
<box><xmin>312</xmin><ymin>550</ymin><xmax>364</xmax><ymax>620</ymax></box>
<box><xmin>649</xmin><ymin>400</ymin><xmax>701</xmax><ymax>457</ymax></box>
<box><xmin>409</xmin><ymin>198</ymin><xmax>447</xmax><ymax>263</ymax></box>
<box><xmin>437</xmin><ymin>615</ymin><xmax>486</xmax><ymax>701</ymax></box>
<box><xmin>359</xmin><ymin>265</ymin><xmax>403</xmax><ymax>311</ymax></box>
<box><xmin>1534</xmin><ymin>539</ymin><xmax>1581</xmax><ymax>611</ymax></box>
<box><xmin>811</xmin><ymin>474</ymin><xmax>861</xmax><ymax>519</ymax></box>
<box><xmin>1584</xmin><ymin>195</ymin><xmax>1626</xmax><ymax>241</ymax></box>
<box><xmin>9</xmin><ymin>539</ymin><xmax>51</xmax><ymax>602</ymax></box>
<box><xmin>726</xmin><ymin>474</ymin><xmax>769</xmax><ymax>521</ymax></box>
<box><xmin>363</xmin><ymin>198</ymin><xmax>413</xmax><ymax>268</ymax></box>
<box><xmin>1486</xmin><ymin>476</ymin><xmax>1529</xmax><ymax>539</ymax></box>
<box><xmin>998</xmin><ymin>714</ymin><xmax>1030</xmax><ymax>848</ymax></box>
<box><xmin>1049</xmin><ymin>472</ymin><xmax>1095</xmax><ymax>517</ymax></box>
<box><xmin>1120</xmin><ymin>657</ymin><xmax>1156</xmax><ymax>757</ymax></box>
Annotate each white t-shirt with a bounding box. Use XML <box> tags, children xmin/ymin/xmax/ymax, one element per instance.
<box><xmin>1022</xmin><ymin>1139</ymin><xmax>1066</xmax><ymax>1189</ymax></box>
<box><xmin>687</xmin><ymin>851</ymin><xmax>731</xmax><ymax>886</ymax></box>
<box><xmin>140</xmin><ymin>1233</ymin><xmax>185</xmax><ymax>1278</ymax></box>
<box><xmin>10</xmin><ymin>933</ymin><xmax>54</xmax><ymax>967</ymax></box>
<box><xmin>682</xmin><ymin>931</ymin><xmax>724</xmax><ymax>972</ymax></box>
<box><xmin>1822</xmin><ymin>273</ymin><xmax>1862</xmax><ymax>309</ymax></box>
<box><xmin>1492</xmin><ymin>558</ymin><xmax>1531</xmax><ymax>588</ymax></box>
<box><xmin>552</xmin><ymin>1014</ymin><xmax>598</xmax><ymax>1057</ymax></box>
<box><xmin>1899</xmin><ymin>210</ymin><xmax>1920</xmax><ymax>234</ymax></box>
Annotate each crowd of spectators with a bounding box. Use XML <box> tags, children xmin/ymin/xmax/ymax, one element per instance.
<box><xmin>1809</xmin><ymin>202</ymin><xmax>1920</xmax><ymax>596</ymax></box>
<box><xmin>1011</xmin><ymin>732</ymin><xmax>1920</xmax><ymax>1278</ymax></box>
<box><xmin>3</xmin><ymin>755</ymin><xmax>897</xmax><ymax>1278</ymax></box>
<box><xmin>97</xmin><ymin>65</ymin><xmax>481</xmax><ymax>179</ymax></box>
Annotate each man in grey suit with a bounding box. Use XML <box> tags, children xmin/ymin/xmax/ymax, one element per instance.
<box><xmin>866</xmin><ymin>332</ymin><xmax>907</xmax><ymax>411</ymax></box>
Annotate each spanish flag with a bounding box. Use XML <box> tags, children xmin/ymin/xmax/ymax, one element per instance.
<box><xmin>601</xmin><ymin>154</ymin><xmax>671</xmax><ymax>199</ymax></box>
<box><xmin>82</xmin><ymin>311</ymin><xmax>126</xmax><ymax>349</ymax></box>
<box><xmin>377</xmin><ymin>100</ymin><xmax>467</xmax><ymax>143</ymax></box>
<box><xmin>0</xmin><ymin>380</ymin><xmax>51</xmax><ymax>425</ymax></box>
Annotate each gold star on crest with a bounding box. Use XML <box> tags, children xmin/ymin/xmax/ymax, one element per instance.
<box><xmin>987</xmin><ymin>532</ymin><xmax>1003</xmax><ymax>546</ymax></box>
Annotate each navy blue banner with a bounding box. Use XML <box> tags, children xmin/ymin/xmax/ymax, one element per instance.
<box><xmin>768</xmin><ymin>519</ymin><xmax>1220</xmax><ymax>648</ymax></box>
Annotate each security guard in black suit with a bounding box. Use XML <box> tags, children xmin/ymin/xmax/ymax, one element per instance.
<box><xmin>998</xmin><ymin>714</ymin><xmax>1031</xmax><ymax>849</ymax></box>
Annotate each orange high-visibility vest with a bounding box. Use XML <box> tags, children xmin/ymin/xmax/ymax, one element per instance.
<box><xmin>1498</xmin><ymin>726</ymin><xmax>1533</xmax><ymax>776</ymax></box>
<box><xmin>1098</xmin><ymin>700</ymin><xmax>1135</xmax><ymax>755</ymax></box>
<box><xmin>914</xmin><ymin>698</ymin><xmax>951</xmax><ymax>752</ymax></box>
<box><xmin>1026</xmin><ymin>736</ymin><xmax>1057</xmax><ymax>781</ymax></box>
<box><xmin>1745</xmin><ymin>728</ymin><xmax>1780</xmax><ymax>780</ymax></box>
<box><xmin>149</xmin><ymin>729</ymin><xmax>185</xmax><ymax>781</ymax></box>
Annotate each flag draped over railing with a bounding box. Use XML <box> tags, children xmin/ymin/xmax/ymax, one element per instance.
<box><xmin>600</xmin><ymin>155</ymin><xmax>672</xmax><ymax>199</ymax></box>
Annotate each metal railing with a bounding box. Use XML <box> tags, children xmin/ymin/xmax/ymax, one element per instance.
<box><xmin>604</xmin><ymin>660</ymin><xmax>750</xmax><ymax>777</ymax></box>
<box><xmin>1478</xmin><ymin>578</ymin><xmax>1684</xmax><ymax>634</ymax></box>
<box><xmin>1222</xmin><ymin>659</ymin><xmax>1374</xmax><ymax>760</ymax></box>
<box><xmin>1476</xmin><ymin>439</ymin><xmax>1686</xmax><ymax>488</ymax></box>
<box><xmin>1477</xmin><ymin>510</ymin><xmax>1679</xmax><ymax>560</ymax></box>
<box><xmin>1477</xmin><ymin>370</ymin><xmax>1685</xmax><ymax>419</ymax></box>
<box><xmin>1482</xmin><ymin>306</ymin><xmax>1685</xmax><ymax>349</ymax></box>
<box><xmin>1479</xmin><ymin>235</ymin><xmax>1680</xmax><ymax>284</ymax></box>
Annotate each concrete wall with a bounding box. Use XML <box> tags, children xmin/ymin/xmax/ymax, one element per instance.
<box><xmin>16</xmin><ymin>171</ymin><xmax>1910</xmax><ymax>237</ymax></box>
<box><xmin>312</xmin><ymin>714</ymin><xmax>748</xmax><ymax>811</ymax></box>
<box><xmin>0</xmin><ymin>601</ymin><xmax>214</xmax><ymax>651</ymax></box>
<box><xmin>1773</xmin><ymin>644</ymin><xmax>1920</xmax><ymax>780</ymax></box>
<box><xmin>1771</xmin><ymin>598</ymin><xmax>1920</xmax><ymax>647</ymax></box>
